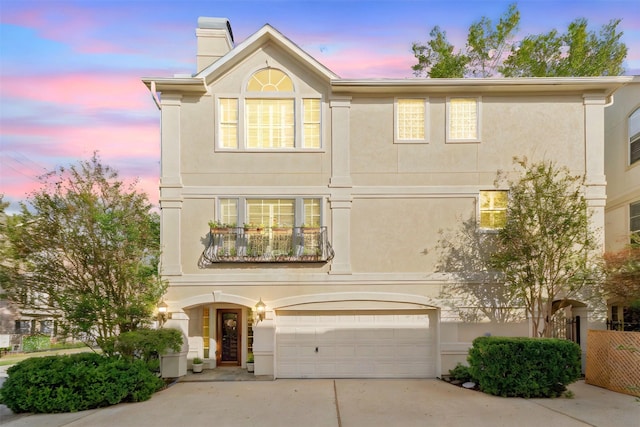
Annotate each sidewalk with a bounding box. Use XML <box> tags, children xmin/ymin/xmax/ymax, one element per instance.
<box><xmin>1</xmin><ymin>377</ymin><xmax>638</xmax><ymax>427</ymax></box>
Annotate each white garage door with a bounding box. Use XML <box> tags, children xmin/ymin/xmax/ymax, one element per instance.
<box><xmin>276</xmin><ymin>310</ymin><xmax>436</xmax><ymax>378</ymax></box>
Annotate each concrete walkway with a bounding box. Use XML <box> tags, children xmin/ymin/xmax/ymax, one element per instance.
<box><xmin>1</xmin><ymin>377</ymin><xmax>638</xmax><ymax>427</ymax></box>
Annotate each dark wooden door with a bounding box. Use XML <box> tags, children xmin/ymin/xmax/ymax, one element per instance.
<box><xmin>217</xmin><ymin>309</ymin><xmax>241</xmax><ymax>366</ymax></box>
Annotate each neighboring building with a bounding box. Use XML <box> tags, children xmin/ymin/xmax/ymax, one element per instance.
<box><xmin>0</xmin><ymin>210</ymin><xmax>56</xmax><ymax>351</ymax></box>
<box><xmin>604</xmin><ymin>76</ymin><xmax>640</xmax><ymax>331</ymax></box>
<box><xmin>143</xmin><ymin>17</ymin><xmax>633</xmax><ymax>378</ymax></box>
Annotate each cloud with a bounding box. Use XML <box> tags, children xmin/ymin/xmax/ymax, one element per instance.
<box><xmin>1</xmin><ymin>72</ymin><xmax>153</xmax><ymax>111</ymax></box>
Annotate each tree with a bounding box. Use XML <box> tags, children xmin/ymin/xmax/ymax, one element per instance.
<box><xmin>2</xmin><ymin>155</ymin><xmax>165</xmax><ymax>350</ymax></box>
<box><xmin>602</xmin><ymin>240</ymin><xmax>640</xmax><ymax>305</ymax></box>
<box><xmin>412</xmin><ymin>3</ymin><xmax>627</xmax><ymax>78</ymax></box>
<box><xmin>501</xmin><ymin>18</ymin><xmax>627</xmax><ymax>77</ymax></box>
<box><xmin>436</xmin><ymin>216</ymin><xmax>524</xmax><ymax>323</ymax></box>
<box><xmin>412</xmin><ymin>26</ymin><xmax>468</xmax><ymax>78</ymax></box>
<box><xmin>491</xmin><ymin>159</ymin><xmax>600</xmax><ymax>337</ymax></box>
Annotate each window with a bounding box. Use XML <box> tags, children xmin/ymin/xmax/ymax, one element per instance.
<box><xmin>219</xmin><ymin>98</ymin><xmax>238</xmax><ymax>149</ymax></box>
<box><xmin>15</xmin><ymin>320</ymin><xmax>32</xmax><ymax>335</ymax></box>
<box><xmin>480</xmin><ymin>190</ymin><xmax>508</xmax><ymax>229</ymax></box>
<box><xmin>630</xmin><ymin>108</ymin><xmax>640</xmax><ymax>165</ymax></box>
<box><xmin>447</xmin><ymin>97</ymin><xmax>480</xmax><ymax>142</ymax></box>
<box><xmin>217</xmin><ymin>68</ymin><xmax>322</xmax><ymax>150</ymax></box>
<box><xmin>246</xmin><ymin>99</ymin><xmax>294</xmax><ymax>149</ymax></box>
<box><xmin>631</xmin><ymin>201</ymin><xmax>640</xmax><ymax>242</ymax></box>
<box><xmin>247</xmin><ymin>199</ymin><xmax>295</xmax><ymax>227</ymax></box>
<box><xmin>217</xmin><ymin>197</ymin><xmax>322</xmax><ymax>227</ymax></box>
<box><xmin>303</xmin><ymin>98</ymin><xmax>321</xmax><ymax>148</ymax></box>
<box><xmin>396</xmin><ymin>98</ymin><xmax>428</xmax><ymax>142</ymax></box>
<box><xmin>220</xmin><ymin>199</ymin><xmax>238</xmax><ymax>226</ymax></box>
<box><xmin>303</xmin><ymin>198</ymin><xmax>321</xmax><ymax>226</ymax></box>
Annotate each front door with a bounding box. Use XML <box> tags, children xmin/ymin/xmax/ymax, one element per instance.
<box><xmin>217</xmin><ymin>309</ymin><xmax>241</xmax><ymax>366</ymax></box>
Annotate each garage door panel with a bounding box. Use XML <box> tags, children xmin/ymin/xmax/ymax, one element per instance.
<box><xmin>276</xmin><ymin>309</ymin><xmax>437</xmax><ymax>378</ymax></box>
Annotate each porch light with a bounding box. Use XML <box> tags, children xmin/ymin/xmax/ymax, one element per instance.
<box><xmin>157</xmin><ymin>300</ymin><xmax>168</xmax><ymax>327</ymax></box>
<box><xmin>255</xmin><ymin>298</ymin><xmax>266</xmax><ymax>323</ymax></box>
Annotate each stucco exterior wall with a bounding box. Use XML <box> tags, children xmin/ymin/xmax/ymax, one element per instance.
<box><xmin>604</xmin><ymin>79</ymin><xmax>640</xmax><ymax>251</ymax></box>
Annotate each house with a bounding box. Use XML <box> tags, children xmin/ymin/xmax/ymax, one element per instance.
<box><xmin>604</xmin><ymin>76</ymin><xmax>640</xmax><ymax>330</ymax></box>
<box><xmin>143</xmin><ymin>17</ymin><xmax>634</xmax><ymax>378</ymax></box>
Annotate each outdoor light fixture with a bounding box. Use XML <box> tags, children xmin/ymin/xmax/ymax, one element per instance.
<box><xmin>255</xmin><ymin>298</ymin><xmax>266</xmax><ymax>323</ymax></box>
<box><xmin>157</xmin><ymin>300</ymin><xmax>168</xmax><ymax>327</ymax></box>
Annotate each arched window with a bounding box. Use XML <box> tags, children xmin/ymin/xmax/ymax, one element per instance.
<box><xmin>246</xmin><ymin>69</ymin><xmax>293</xmax><ymax>92</ymax></box>
<box><xmin>630</xmin><ymin>108</ymin><xmax>640</xmax><ymax>165</ymax></box>
<box><xmin>217</xmin><ymin>68</ymin><xmax>321</xmax><ymax>150</ymax></box>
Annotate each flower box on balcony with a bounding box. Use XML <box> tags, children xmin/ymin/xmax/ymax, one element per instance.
<box><xmin>272</xmin><ymin>227</ymin><xmax>292</xmax><ymax>234</ymax></box>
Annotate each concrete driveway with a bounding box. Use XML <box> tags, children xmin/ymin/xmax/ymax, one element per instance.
<box><xmin>1</xmin><ymin>379</ymin><xmax>638</xmax><ymax>427</ymax></box>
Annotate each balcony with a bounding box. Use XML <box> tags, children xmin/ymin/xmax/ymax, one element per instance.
<box><xmin>199</xmin><ymin>226</ymin><xmax>334</xmax><ymax>266</ymax></box>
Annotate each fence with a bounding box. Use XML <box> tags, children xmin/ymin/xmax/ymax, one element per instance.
<box><xmin>586</xmin><ymin>330</ymin><xmax>640</xmax><ymax>397</ymax></box>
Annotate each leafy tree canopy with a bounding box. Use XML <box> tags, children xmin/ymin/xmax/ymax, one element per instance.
<box><xmin>491</xmin><ymin>158</ymin><xmax>601</xmax><ymax>337</ymax></box>
<box><xmin>1</xmin><ymin>154</ymin><xmax>165</xmax><ymax>350</ymax></box>
<box><xmin>412</xmin><ymin>3</ymin><xmax>627</xmax><ymax>77</ymax></box>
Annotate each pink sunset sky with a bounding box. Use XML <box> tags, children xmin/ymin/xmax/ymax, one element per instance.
<box><xmin>1</xmin><ymin>0</ymin><xmax>639</xmax><ymax>213</ymax></box>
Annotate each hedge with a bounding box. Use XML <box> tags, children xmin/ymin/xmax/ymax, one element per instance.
<box><xmin>0</xmin><ymin>353</ymin><xmax>163</xmax><ymax>413</ymax></box>
<box><xmin>468</xmin><ymin>336</ymin><xmax>581</xmax><ymax>398</ymax></box>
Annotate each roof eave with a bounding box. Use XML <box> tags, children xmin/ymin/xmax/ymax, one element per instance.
<box><xmin>331</xmin><ymin>76</ymin><xmax>635</xmax><ymax>95</ymax></box>
<box><xmin>141</xmin><ymin>77</ymin><xmax>208</xmax><ymax>94</ymax></box>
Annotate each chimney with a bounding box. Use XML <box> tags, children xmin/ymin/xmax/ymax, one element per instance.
<box><xmin>196</xmin><ymin>17</ymin><xmax>234</xmax><ymax>73</ymax></box>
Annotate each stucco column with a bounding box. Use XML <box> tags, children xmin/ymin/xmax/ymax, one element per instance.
<box><xmin>583</xmin><ymin>93</ymin><xmax>608</xmax><ymax>250</ymax></box>
<box><xmin>253</xmin><ymin>311</ymin><xmax>275</xmax><ymax>376</ymax></box>
<box><xmin>329</xmin><ymin>96</ymin><xmax>352</xmax><ymax>187</ymax></box>
<box><xmin>160</xmin><ymin>94</ymin><xmax>183</xmax><ymax>189</ymax></box>
<box><xmin>160</xmin><ymin>199</ymin><xmax>183</xmax><ymax>276</ymax></box>
<box><xmin>329</xmin><ymin>97</ymin><xmax>353</xmax><ymax>274</ymax></box>
<box><xmin>329</xmin><ymin>195</ymin><xmax>352</xmax><ymax>274</ymax></box>
<box><xmin>159</xmin><ymin>93</ymin><xmax>184</xmax><ymax>276</ymax></box>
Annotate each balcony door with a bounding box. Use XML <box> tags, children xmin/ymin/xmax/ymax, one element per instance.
<box><xmin>217</xmin><ymin>309</ymin><xmax>241</xmax><ymax>366</ymax></box>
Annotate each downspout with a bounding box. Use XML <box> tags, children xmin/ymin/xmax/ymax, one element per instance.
<box><xmin>604</xmin><ymin>94</ymin><xmax>614</xmax><ymax>108</ymax></box>
<box><xmin>150</xmin><ymin>81</ymin><xmax>162</xmax><ymax>110</ymax></box>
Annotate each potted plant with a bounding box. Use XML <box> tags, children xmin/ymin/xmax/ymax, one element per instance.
<box><xmin>301</xmin><ymin>223</ymin><xmax>320</xmax><ymax>233</ymax></box>
<box><xmin>192</xmin><ymin>357</ymin><xmax>204</xmax><ymax>373</ymax></box>
<box><xmin>272</xmin><ymin>223</ymin><xmax>292</xmax><ymax>234</ymax></box>
<box><xmin>243</xmin><ymin>222</ymin><xmax>263</xmax><ymax>234</ymax></box>
<box><xmin>209</xmin><ymin>220</ymin><xmax>236</xmax><ymax>234</ymax></box>
<box><xmin>247</xmin><ymin>353</ymin><xmax>255</xmax><ymax>373</ymax></box>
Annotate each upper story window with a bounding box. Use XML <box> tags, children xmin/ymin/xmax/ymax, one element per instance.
<box><xmin>479</xmin><ymin>190</ymin><xmax>508</xmax><ymax>230</ymax></box>
<box><xmin>219</xmin><ymin>197</ymin><xmax>321</xmax><ymax>228</ymax></box>
<box><xmin>629</xmin><ymin>108</ymin><xmax>640</xmax><ymax>165</ymax></box>
<box><xmin>395</xmin><ymin>98</ymin><xmax>429</xmax><ymax>143</ymax></box>
<box><xmin>631</xmin><ymin>201</ymin><xmax>640</xmax><ymax>243</ymax></box>
<box><xmin>217</xmin><ymin>68</ymin><xmax>321</xmax><ymax>151</ymax></box>
<box><xmin>447</xmin><ymin>97</ymin><xmax>481</xmax><ymax>142</ymax></box>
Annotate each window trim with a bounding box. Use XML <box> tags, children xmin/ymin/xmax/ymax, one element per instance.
<box><xmin>446</xmin><ymin>96</ymin><xmax>482</xmax><ymax>143</ymax></box>
<box><xmin>394</xmin><ymin>97</ymin><xmax>430</xmax><ymax>144</ymax></box>
<box><xmin>214</xmin><ymin>67</ymin><xmax>324</xmax><ymax>152</ymax></box>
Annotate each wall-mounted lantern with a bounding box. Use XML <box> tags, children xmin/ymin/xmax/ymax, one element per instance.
<box><xmin>255</xmin><ymin>298</ymin><xmax>266</xmax><ymax>323</ymax></box>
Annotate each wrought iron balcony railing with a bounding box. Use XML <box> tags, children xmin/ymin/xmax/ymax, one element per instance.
<box><xmin>198</xmin><ymin>226</ymin><xmax>334</xmax><ymax>266</ymax></box>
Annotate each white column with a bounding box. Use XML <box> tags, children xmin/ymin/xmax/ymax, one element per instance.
<box><xmin>330</xmin><ymin>97</ymin><xmax>352</xmax><ymax>187</ymax></box>
<box><xmin>329</xmin><ymin>96</ymin><xmax>353</xmax><ymax>274</ymax></box>
<box><xmin>583</xmin><ymin>94</ymin><xmax>608</xmax><ymax>250</ymax></box>
<box><xmin>253</xmin><ymin>311</ymin><xmax>275</xmax><ymax>376</ymax></box>
<box><xmin>160</xmin><ymin>93</ymin><xmax>184</xmax><ymax>276</ymax></box>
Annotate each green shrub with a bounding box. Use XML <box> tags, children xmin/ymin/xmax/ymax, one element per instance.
<box><xmin>0</xmin><ymin>353</ymin><xmax>163</xmax><ymax>413</ymax></box>
<box><xmin>468</xmin><ymin>336</ymin><xmax>581</xmax><ymax>398</ymax></box>
<box><xmin>22</xmin><ymin>334</ymin><xmax>51</xmax><ymax>352</ymax></box>
<box><xmin>448</xmin><ymin>363</ymin><xmax>474</xmax><ymax>382</ymax></box>
<box><xmin>102</xmin><ymin>328</ymin><xmax>182</xmax><ymax>371</ymax></box>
